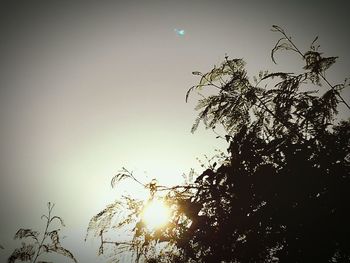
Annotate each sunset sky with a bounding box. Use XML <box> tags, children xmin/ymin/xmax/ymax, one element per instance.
<box><xmin>0</xmin><ymin>1</ymin><xmax>349</xmax><ymax>262</ymax></box>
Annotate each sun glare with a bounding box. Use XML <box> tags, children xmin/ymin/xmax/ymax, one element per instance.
<box><xmin>142</xmin><ymin>198</ymin><xmax>171</xmax><ymax>230</ymax></box>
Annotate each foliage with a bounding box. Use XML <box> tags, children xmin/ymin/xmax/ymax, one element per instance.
<box><xmin>8</xmin><ymin>202</ymin><xmax>77</xmax><ymax>263</ymax></box>
<box><xmin>176</xmin><ymin>121</ymin><xmax>349</xmax><ymax>262</ymax></box>
<box><xmin>87</xmin><ymin>26</ymin><xmax>350</xmax><ymax>262</ymax></box>
<box><xmin>181</xmin><ymin>25</ymin><xmax>350</xmax><ymax>263</ymax></box>
<box><xmin>86</xmin><ymin>167</ymin><xmax>198</xmax><ymax>262</ymax></box>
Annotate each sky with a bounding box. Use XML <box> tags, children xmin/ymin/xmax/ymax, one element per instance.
<box><xmin>0</xmin><ymin>1</ymin><xmax>349</xmax><ymax>262</ymax></box>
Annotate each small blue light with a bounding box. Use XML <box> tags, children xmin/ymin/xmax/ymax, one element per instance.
<box><xmin>175</xmin><ymin>28</ymin><xmax>185</xmax><ymax>36</ymax></box>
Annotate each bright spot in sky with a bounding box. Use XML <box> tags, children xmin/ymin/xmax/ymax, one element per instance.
<box><xmin>174</xmin><ymin>28</ymin><xmax>185</xmax><ymax>36</ymax></box>
<box><xmin>141</xmin><ymin>198</ymin><xmax>171</xmax><ymax>230</ymax></box>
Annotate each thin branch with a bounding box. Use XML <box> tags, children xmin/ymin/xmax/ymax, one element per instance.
<box><xmin>276</xmin><ymin>27</ymin><xmax>350</xmax><ymax>110</ymax></box>
<box><xmin>319</xmin><ymin>74</ymin><xmax>350</xmax><ymax>109</ymax></box>
<box><xmin>32</xmin><ymin>203</ymin><xmax>52</xmax><ymax>263</ymax></box>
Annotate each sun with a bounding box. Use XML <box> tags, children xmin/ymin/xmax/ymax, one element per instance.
<box><xmin>141</xmin><ymin>198</ymin><xmax>171</xmax><ymax>230</ymax></box>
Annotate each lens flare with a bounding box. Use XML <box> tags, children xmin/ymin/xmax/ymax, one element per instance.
<box><xmin>174</xmin><ymin>28</ymin><xmax>185</xmax><ymax>36</ymax></box>
<box><xmin>141</xmin><ymin>199</ymin><xmax>171</xmax><ymax>230</ymax></box>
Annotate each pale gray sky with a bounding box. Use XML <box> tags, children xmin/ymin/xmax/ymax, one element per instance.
<box><xmin>0</xmin><ymin>1</ymin><xmax>349</xmax><ymax>262</ymax></box>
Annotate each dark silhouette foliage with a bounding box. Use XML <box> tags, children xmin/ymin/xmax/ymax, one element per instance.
<box><xmin>174</xmin><ymin>122</ymin><xmax>350</xmax><ymax>262</ymax></box>
<box><xmin>8</xmin><ymin>202</ymin><xmax>77</xmax><ymax>263</ymax></box>
<box><xmin>87</xmin><ymin>26</ymin><xmax>350</xmax><ymax>262</ymax></box>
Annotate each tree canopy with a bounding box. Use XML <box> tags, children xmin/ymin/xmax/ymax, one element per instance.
<box><xmin>86</xmin><ymin>26</ymin><xmax>350</xmax><ymax>263</ymax></box>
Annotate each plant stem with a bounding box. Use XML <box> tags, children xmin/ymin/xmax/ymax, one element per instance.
<box><xmin>31</xmin><ymin>203</ymin><xmax>52</xmax><ymax>263</ymax></box>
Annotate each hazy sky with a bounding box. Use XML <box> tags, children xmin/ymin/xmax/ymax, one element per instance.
<box><xmin>0</xmin><ymin>1</ymin><xmax>349</xmax><ymax>262</ymax></box>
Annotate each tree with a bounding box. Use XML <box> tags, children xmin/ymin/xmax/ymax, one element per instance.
<box><xmin>86</xmin><ymin>26</ymin><xmax>350</xmax><ymax>262</ymax></box>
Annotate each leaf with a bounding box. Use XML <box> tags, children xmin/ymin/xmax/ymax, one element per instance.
<box><xmin>310</xmin><ymin>36</ymin><xmax>319</xmax><ymax>50</ymax></box>
<box><xmin>185</xmin><ymin>86</ymin><xmax>196</xmax><ymax>102</ymax></box>
<box><xmin>49</xmin><ymin>230</ymin><xmax>60</xmax><ymax>245</ymax></box>
<box><xmin>271</xmin><ymin>41</ymin><xmax>296</xmax><ymax>64</ymax></box>
<box><xmin>333</xmin><ymin>84</ymin><xmax>345</xmax><ymax>91</ymax></box>
<box><xmin>191</xmin><ymin>116</ymin><xmax>201</xmax><ymax>134</ymax></box>
<box><xmin>111</xmin><ymin>168</ymin><xmax>132</xmax><ymax>188</ymax></box>
<box><xmin>50</xmin><ymin>216</ymin><xmax>65</xmax><ymax>226</ymax></box>
<box><xmin>41</xmin><ymin>244</ymin><xmax>49</xmax><ymax>253</ymax></box>
<box><xmin>48</xmin><ymin>245</ymin><xmax>78</xmax><ymax>263</ymax></box>
<box><xmin>271</xmin><ymin>25</ymin><xmax>285</xmax><ymax>33</ymax></box>
<box><xmin>262</xmin><ymin>72</ymin><xmax>292</xmax><ymax>81</ymax></box>
<box><xmin>209</xmin><ymin>68</ymin><xmax>223</xmax><ymax>82</ymax></box>
<box><xmin>192</xmin><ymin>71</ymin><xmax>202</xmax><ymax>76</ymax></box>
<box><xmin>98</xmin><ymin>243</ymin><xmax>104</xmax><ymax>255</ymax></box>
<box><xmin>85</xmin><ymin>200</ymin><xmax>122</xmax><ymax>240</ymax></box>
<box><xmin>14</xmin><ymin>229</ymin><xmax>39</xmax><ymax>241</ymax></box>
<box><xmin>7</xmin><ymin>243</ymin><xmax>36</xmax><ymax>263</ymax></box>
<box><xmin>303</xmin><ymin>51</ymin><xmax>338</xmax><ymax>75</ymax></box>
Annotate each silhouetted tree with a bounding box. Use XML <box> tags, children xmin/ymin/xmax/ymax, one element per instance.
<box><xmin>87</xmin><ymin>26</ymin><xmax>350</xmax><ymax>262</ymax></box>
